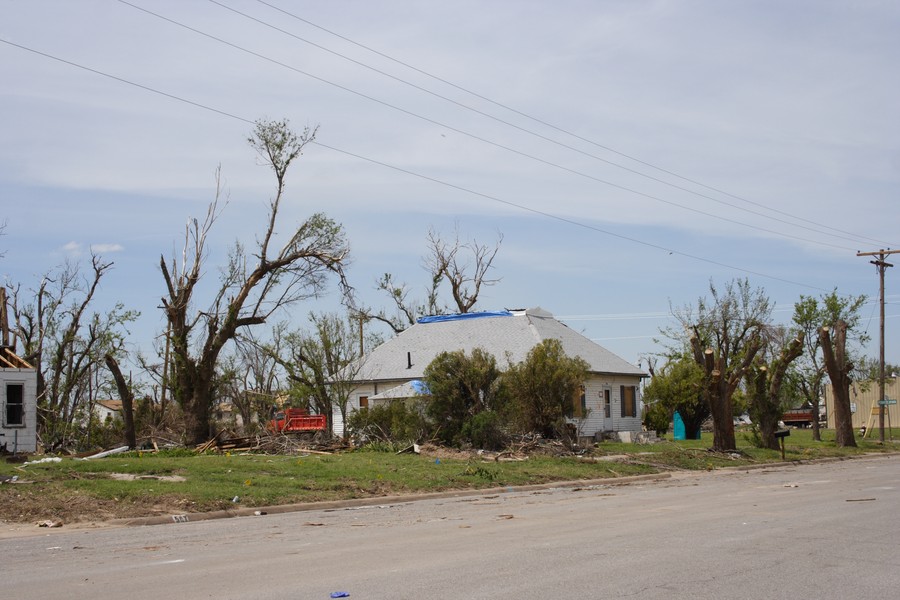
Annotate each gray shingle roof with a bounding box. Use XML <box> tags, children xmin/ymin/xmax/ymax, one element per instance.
<box><xmin>355</xmin><ymin>307</ymin><xmax>646</xmax><ymax>382</ymax></box>
<box><xmin>369</xmin><ymin>379</ymin><xmax>429</xmax><ymax>400</ymax></box>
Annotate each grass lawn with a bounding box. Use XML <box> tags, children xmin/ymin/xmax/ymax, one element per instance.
<box><xmin>1</xmin><ymin>428</ymin><xmax>897</xmax><ymax>525</ymax></box>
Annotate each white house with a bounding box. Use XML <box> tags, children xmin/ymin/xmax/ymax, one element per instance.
<box><xmin>334</xmin><ymin>307</ymin><xmax>647</xmax><ymax>439</ymax></box>
<box><xmin>1</xmin><ymin>346</ymin><xmax>38</xmax><ymax>454</ymax></box>
<box><xmin>93</xmin><ymin>399</ymin><xmax>123</xmax><ymax>422</ymax></box>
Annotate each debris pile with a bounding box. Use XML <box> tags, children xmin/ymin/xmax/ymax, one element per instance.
<box><xmin>195</xmin><ymin>433</ymin><xmax>350</xmax><ymax>455</ymax></box>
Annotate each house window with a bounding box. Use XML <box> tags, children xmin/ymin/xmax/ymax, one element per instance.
<box><xmin>621</xmin><ymin>385</ymin><xmax>637</xmax><ymax>418</ymax></box>
<box><xmin>359</xmin><ymin>396</ymin><xmax>369</xmax><ymax>409</ymax></box>
<box><xmin>4</xmin><ymin>383</ymin><xmax>25</xmax><ymax>427</ymax></box>
<box><xmin>603</xmin><ymin>388</ymin><xmax>611</xmax><ymax>418</ymax></box>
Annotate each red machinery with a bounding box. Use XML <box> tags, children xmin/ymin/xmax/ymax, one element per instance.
<box><xmin>782</xmin><ymin>407</ymin><xmax>815</xmax><ymax>428</ymax></box>
<box><xmin>268</xmin><ymin>408</ymin><xmax>327</xmax><ymax>434</ymax></box>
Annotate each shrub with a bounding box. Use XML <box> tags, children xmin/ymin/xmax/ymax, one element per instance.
<box><xmin>505</xmin><ymin>339</ymin><xmax>589</xmax><ymax>438</ymax></box>
<box><xmin>347</xmin><ymin>399</ymin><xmax>428</xmax><ymax>444</ymax></box>
<box><xmin>644</xmin><ymin>402</ymin><xmax>670</xmax><ymax>437</ymax></box>
<box><xmin>460</xmin><ymin>411</ymin><xmax>507</xmax><ymax>450</ymax></box>
<box><xmin>423</xmin><ymin>348</ymin><xmax>507</xmax><ymax>446</ymax></box>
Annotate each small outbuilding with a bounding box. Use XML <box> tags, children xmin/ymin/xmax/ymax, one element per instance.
<box><xmin>825</xmin><ymin>377</ymin><xmax>900</xmax><ymax>432</ymax></box>
<box><xmin>1</xmin><ymin>345</ymin><xmax>38</xmax><ymax>454</ymax></box>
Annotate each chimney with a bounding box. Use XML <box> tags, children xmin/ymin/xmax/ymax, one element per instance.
<box><xmin>407</xmin><ymin>352</ymin><xmax>412</xmax><ymax>369</ymax></box>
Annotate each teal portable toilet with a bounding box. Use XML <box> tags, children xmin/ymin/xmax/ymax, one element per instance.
<box><xmin>673</xmin><ymin>411</ymin><xmax>686</xmax><ymax>440</ymax></box>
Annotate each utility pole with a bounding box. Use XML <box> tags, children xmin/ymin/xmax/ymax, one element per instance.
<box><xmin>857</xmin><ymin>249</ymin><xmax>899</xmax><ymax>443</ymax></box>
<box><xmin>356</xmin><ymin>312</ymin><xmax>367</xmax><ymax>357</ymax></box>
<box><xmin>0</xmin><ymin>286</ymin><xmax>9</xmax><ymax>349</ymax></box>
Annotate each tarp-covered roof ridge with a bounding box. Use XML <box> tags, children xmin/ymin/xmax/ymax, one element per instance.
<box><xmin>369</xmin><ymin>379</ymin><xmax>431</xmax><ymax>401</ymax></box>
<box><xmin>417</xmin><ymin>310</ymin><xmax>513</xmax><ymax>324</ymax></box>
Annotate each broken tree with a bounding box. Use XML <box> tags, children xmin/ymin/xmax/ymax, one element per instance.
<box><xmin>160</xmin><ymin>120</ymin><xmax>351</xmax><ymax>445</ymax></box>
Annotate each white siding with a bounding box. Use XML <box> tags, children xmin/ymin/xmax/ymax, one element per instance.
<box><xmin>572</xmin><ymin>375</ymin><xmax>643</xmax><ymax>437</ymax></box>
<box><xmin>331</xmin><ymin>380</ymin><xmax>411</xmax><ymax>438</ymax></box>
<box><xmin>1</xmin><ymin>368</ymin><xmax>38</xmax><ymax>453</ymax></box>
<box><xmin>336</xmin><ymin>375</ymin><xmax>644</xmax><ymax>440</ymax></box>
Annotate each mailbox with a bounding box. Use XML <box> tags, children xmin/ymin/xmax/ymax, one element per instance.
<box><xmin>774</xmin><ymin>429</ymin><xmax>790</xmax><ymax>459</ymax></box>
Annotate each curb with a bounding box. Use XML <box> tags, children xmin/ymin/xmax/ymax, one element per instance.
<box><xmin>111</xmin><ymin>472</ymin><xmax>672</xmax><ymax>528</ymax></box>
<box><xmin>109</xmin><ymin>452</ymin><xmax>900</xmax><ymax>528</ymax></box>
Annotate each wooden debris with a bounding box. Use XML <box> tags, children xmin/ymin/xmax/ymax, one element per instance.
<box><xmin>191</xmin><ymin>432</ymin><xmax>348</xmax><ymax>455</ymax></box>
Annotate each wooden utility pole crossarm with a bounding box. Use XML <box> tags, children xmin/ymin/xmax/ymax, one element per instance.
<box><xmin>856</xmin><ymin>249</ymin><xmax>900</xmax><ymax>443</ymax></box>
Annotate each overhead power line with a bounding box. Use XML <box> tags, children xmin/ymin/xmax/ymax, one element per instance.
<box><xmin>0</xmin><ymin>39</ymin><xmax>252</xmax><ymax>124</ymax></box>
<box><xmin>206</xmin><ymin>0</ymin><xmax>883</xmax><ymax>250</ymax></box>
<box><xmin>250</xmin><ymin>0</ymin><xmax>897</xmax><ymax>249</ymax></box>
<box><xmin>113</xmin><ymin>1</ymin><xmax>867</xmax><ymax>253</ymax></box>
<box><xmin>0</xmin><ymin>37</ymin><xmax>836</xmax><ymax>295</ymax></box>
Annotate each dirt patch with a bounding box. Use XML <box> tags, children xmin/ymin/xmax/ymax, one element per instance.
<box><xmin>0</xmin><ymin>483</ymin><xmax>193</xmax><ymax>528</ymax></box>
<box><xmin>415</xmin><ymin>443</ymin><xmax>481</xmax><ymax>461</ymax></box>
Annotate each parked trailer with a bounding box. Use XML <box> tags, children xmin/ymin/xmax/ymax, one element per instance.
<box><xmin>782</xmin><ymin>408</ymin><xmax>815</xmax><ymax>428</ymax></box>
<box><xmin>268</xmin><ymin>408</ymin><xmax>327</xmax><ymax>434</ymax></box>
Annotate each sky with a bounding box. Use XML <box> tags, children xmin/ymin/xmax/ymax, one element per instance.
<box><xmin>1</xmin><ymin>0</ymin><xmax>899</xmax><ymax>373</ymax></box>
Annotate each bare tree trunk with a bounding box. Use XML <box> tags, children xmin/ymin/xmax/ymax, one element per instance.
<box><xmin>176</xmin><ymin>355</ymin><xmax>215</xmax><ymax>445</ymax></box>
<box><xmin>708</xmin><ymin>370</ymin><xmax>737</xmax><ymax>452</ymax></box>
<box><xmin>185</xmin><ymin>387</ymin><xmax>214</xmax><ymax>444</ymax></box>
<box><xmin>810</xmin><ymin>394</ymin><xmax>822</xmax><ymax>441</ymax></box>
<box><xmin>747</xmin><ymin>335</ymin><xmax>804</xmax><ymax>451</ymax></box>
<box><xmin>104</xmin><ymin>354</ymin><xmax>136</xmax><ymax>449</ymax></box>
<box><xmin>748</xmin><ymin>366</ymin><xmax>780</xmax><ymax>450</ymax></box>
<box><xmin>691</xmin><ymin>338</ymin><xmax>760</xmax><ymax>452</ymax></box>
<box><xmin>0</xmin><ymin>286</ymin><xmax>9</xmax><ymax>347</ymax></box>
<box><xmin>820</xmin><ymin>322</ymin><xmax>856</xmax><ymax>447</ymax></box>
<box><xmin>691</xmin><ymin>343</ymin><xmax>737</xmax><ymax>452</ymax></box>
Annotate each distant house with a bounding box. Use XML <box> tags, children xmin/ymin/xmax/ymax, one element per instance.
<box><xmin>1</xmin><ymin>346</ymin><xmax>38</xmax><ymax>454</ymax></box>
<box><xmin>334</xmin><ymin>307</ymin><xmax>647</xmax><ymax>439</ymax></box>
<box><xmin>94</xmin><ymin>399</ymin><xmax>123</xmax><ymax>422</ymax></box>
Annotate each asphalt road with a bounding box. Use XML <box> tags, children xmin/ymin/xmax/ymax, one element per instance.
<box><xmin>3</xmin><ymin>455</ymin><xmax>899</xmax><ymax>599</ymax></box>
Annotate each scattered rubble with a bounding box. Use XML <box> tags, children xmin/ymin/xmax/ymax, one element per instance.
<box><xmin>37</xmin><ymin>519</ymin><xmax>63</xmax><ymax>528</ymax></box>
<box><xmin>109</xmin><ymin>473</ymin><xmax>186</xmax><ymax>482</ymax></box>
<box><xmin>195</xmin><ymin>433</ymin><xmax>350</xmax><ymax>455</ymax></box>
<box><xmin>81</xmin><ymin>446</ymin><xmax>130</xmax><ymax>460</ymax></box>
<box><xmin>22</xmin><ymin>457</ymin><xmax>62</xmax><ymax>466</ymax></box>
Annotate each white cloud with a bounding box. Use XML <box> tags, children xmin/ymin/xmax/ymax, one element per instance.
<box><xmin>61</xmin><ymin>241</ymin><xmax>82</xmax><ymax>255</ymax></box>
<box><xmin>90</xmin><ymin>243</ymin><xmax>124</xmax><ymax>254</ymax></box>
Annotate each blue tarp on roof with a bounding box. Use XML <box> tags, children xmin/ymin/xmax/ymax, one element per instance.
<box><xmin>410</xmin><ymin>379</ymin><xmax>430</xmax><ymax>395</ymax></box>
<box><xmin>417</xmin><ymin>311</ymin><xmax>513</xmax><ymax>324</ymax></box>
<box><xmin>370</xmin><ymin>379</ymin><xmax>431</xmax><ymax>400</ymax></box>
